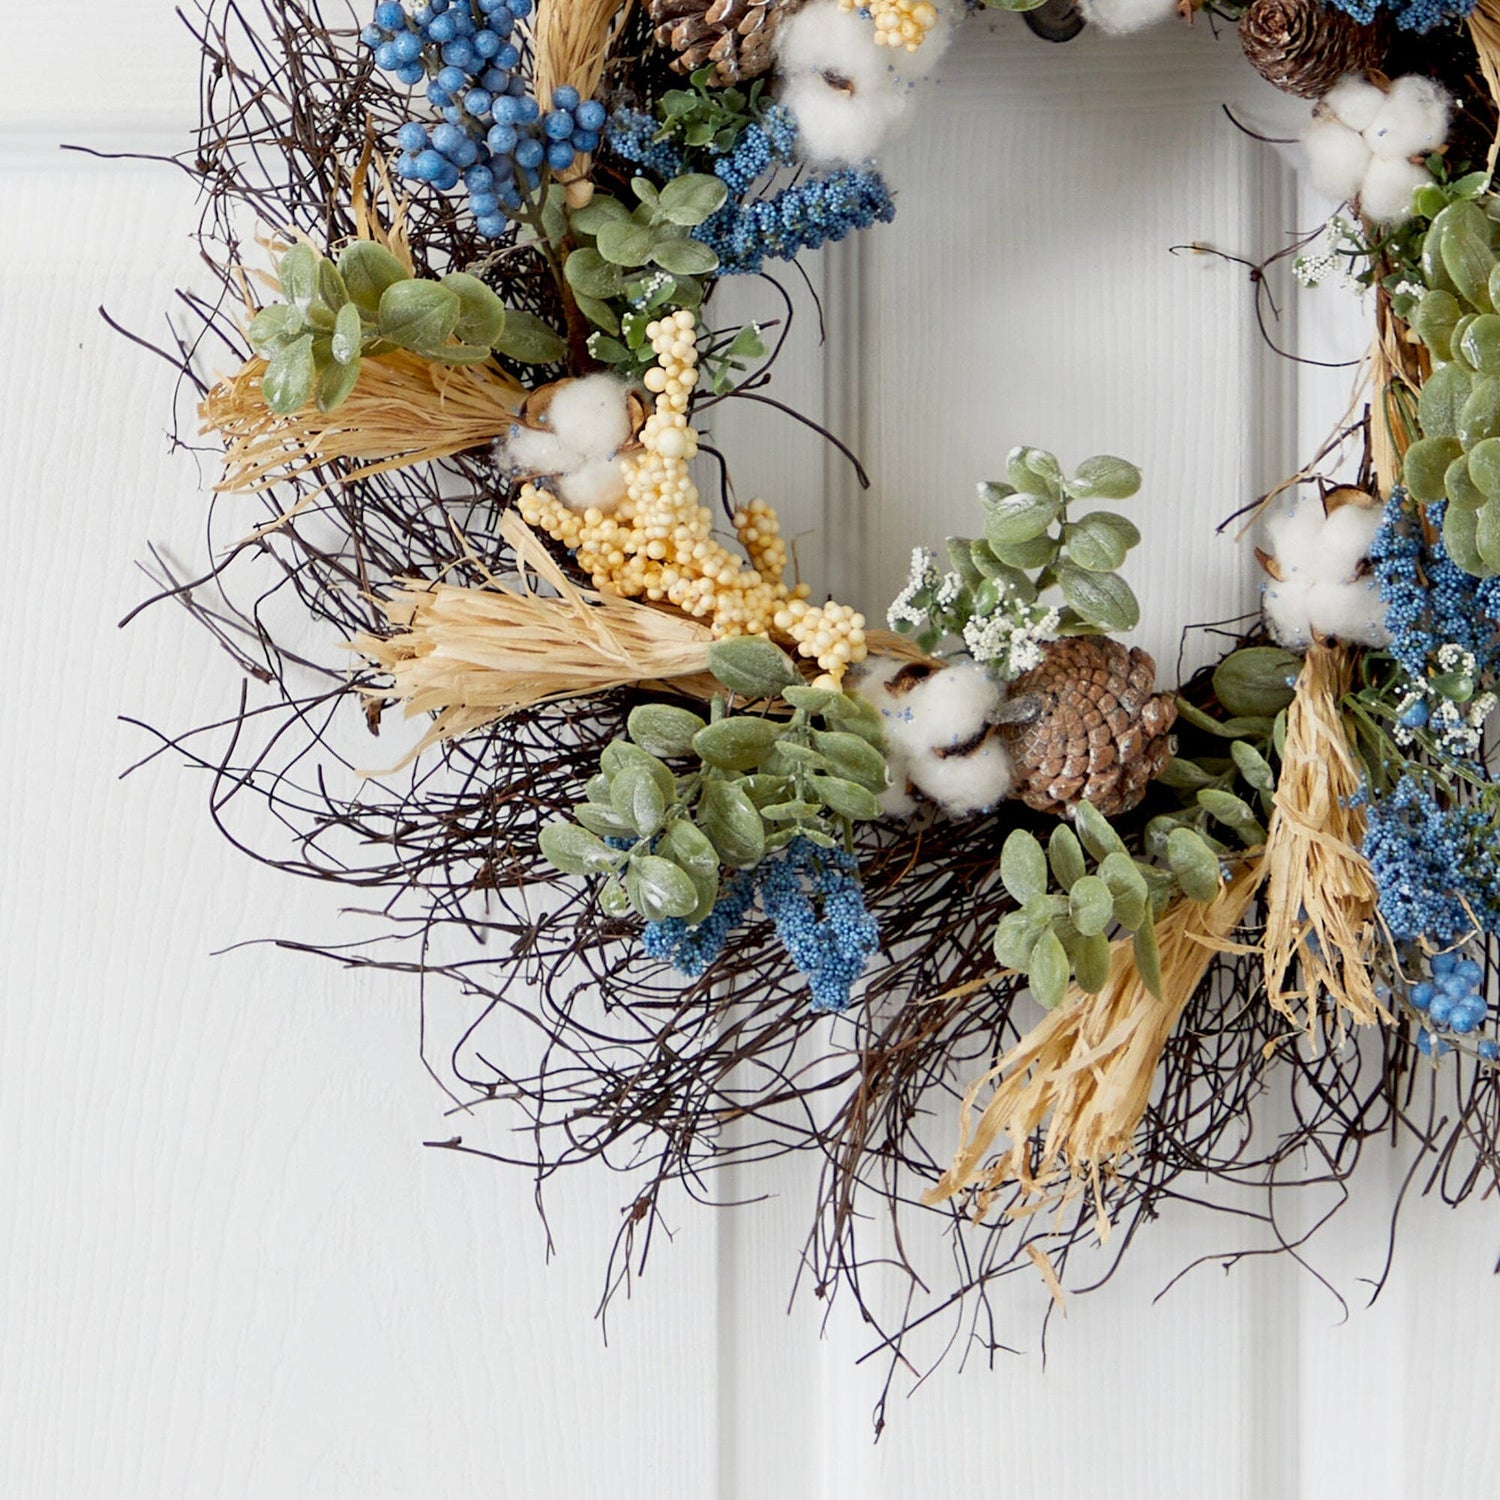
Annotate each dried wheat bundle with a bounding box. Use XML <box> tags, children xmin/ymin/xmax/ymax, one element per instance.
<box><xmin>1261</xmin><ymin>642</ymin><xmax>1387</xmax><ymax>1031</ymax></box>
<box><xmin>201</xmin><ymin>349</ymin><xmax>525</xmax><ymax>499</ymax></box>
<box><xmin>925</xmin><ymin>860</ymin><xmax>1267</xmax><ymax>1218</ymax></box>
<box><xmin>357</xmin><ymin>512</ymin><xmax>716</xmax><ymax>754</ymax></box>
<box><xmin>1471</xmin><ymin>0</ymin><xmax>1500</xmax><ymax>172</ymax></box>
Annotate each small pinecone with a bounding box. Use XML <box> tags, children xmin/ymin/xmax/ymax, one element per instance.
<box><xmin>649</xmin><ymin>0</ymin><xmax>788</xmax><ymax>84</ymax></box>
<box><xmin>1238</xmin><ymin>0</ymin><xmax>1386</xmax><ymax>100</ymax></box>
<box><xmin>1000</xmin><ymin>637</ymin><xmax>1176</xmax><ymax>818</ymax></box>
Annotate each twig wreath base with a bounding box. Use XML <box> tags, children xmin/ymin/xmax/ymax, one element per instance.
<box><xmin>123</xmin><ymin>0</ymin><xmax>1500</xmax><ymax>1425</ymax></box>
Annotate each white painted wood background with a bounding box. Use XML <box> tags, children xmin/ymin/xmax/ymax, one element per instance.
<box><xmin>4</xmin><ymin>5</ymin><xmax>1498</xmax><ymax>1496</ymax></box>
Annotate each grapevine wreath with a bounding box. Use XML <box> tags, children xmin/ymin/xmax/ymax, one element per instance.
<box><xmin>129</xmin><ymin>0</ymin><xmax>1500</xmax><ymax>1419</ymax></box>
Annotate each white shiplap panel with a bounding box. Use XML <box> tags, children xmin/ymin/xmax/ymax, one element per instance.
<box><xmin>0</xmin><ymin>156</ymin><xmax>721</xmax><ymax>1500</ymax></box>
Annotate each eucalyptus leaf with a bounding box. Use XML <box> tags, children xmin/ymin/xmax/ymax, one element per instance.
<box><xmin>1132</xmin><ymin>919</ymin><xmax>1163</xmax><ymax>1000</ymax></box>
<box><xmin>442</xmin><ymin>271</ymin><xmax>506</xmax><ymax>347</ymax></box>
<box><xmin>1047</xmin><ymin>825</ymin><xmax>1086</xmax><ymax>891</ymax></box>
<box><xmin>1027</xmin><ymin>928</ymin><xmax>1071</xmax><ymax>1010</ymax></box>
<box><xmin>596</xmin><ymin>218</ymin><xmax>656</xmax><ymax>267</ymax></box>
<box><xmin>1418</xmin><ymin>361</ymin><xmax>1473</xmax><ymax>438</ymax></box>
<box><xmin>627</xmin><ymin>703</ymin><xmax>707</xmax><ymax>758</ymax></box>
<box><xmin>1073</xmin><ymin>800</ymin><xmax>1128</xmax><ymax>861</ymax></box>
<box><xmin>627</xmin><ymin>854</ymin><xmax>700</xmax><ymax>921</ymax></box>
<box><xmin>1443</xmin><ymin>495</ymin><xmax>1491</xmax><ymax>574</ymax></box>
<box><xmin>246</xmin><ymin>303</ymin><xmax>298</xmax><ymax>353</ymax></box>
<box><xmin>539</xmin><ymin>820</ymin><xmax>619</xmax><ymax>876</ymax></box>
<box><xmin>494</xmin><ymin>311</ymin><xmax>568</xmax><ymax>364</ymax></box>
<box><xmin>1064</xmin><ymin>511</ymin><xmax>1132</xmax><ymax>572</ymax></box>
<box><xmin>600</xmin><ymin>740</ymin><xmax>675</xmax><ymax>801</ymax></box>
<box><xmin>568</xmin><ymin>195</ymin><xmax>631</xmax><ymax>234</ymax></box>
<box><xmin>651</xmin><ymin>235</ymin><xmax>719</xmax><ymax>276</ymax></box>
<box><xmin>809</xmin><ymin>774</ymin><xmax>882</xmax><ymax>821</ymax></box>
<box><xmin>983</xmin><ymin>489</ymin><xmax>1059</xmax><ymax>547</ymax></box>
<box><xmin>1069</xmin><ymin>874</ymin><xmax>1114</xmax><ymax>937</ymax></box>
<box><xmin>809</xmin><ymin>729</ymin><xmax>888</xmax><ymax>791</ymax></box>
<box><xmin>574</xmin><ymin>803</ymin><xmax>637</xmax><ymax>839</ymax></box>
<box><xmin>993</xmin><ymin>910</ymin><xmax>1043</xmax><ymax>969</ymax></box>
<box><xmin>657</xmin><ymin>172</ymin><xmax>729</xmax><ymax>226</ymax></box>
<box><xmin>1072</xmin><ymin>931</ymin><xmax>1112</xmax><ymax>993</ymax></box>
<box><xmin>697</xmin><ymin>779</ymin><xmax>765</xmax><ymax>867</ymax></box>
<box><xmin>1000</xmin><ymin>829</ymin><xmax>1049</xmax><ymax>904</ymax></box>
<box><xmin>330</xmin><ymin>300</ymin><xmax>364</xmax><ymax>365</ymax></box>
<box><xmin>692</xmin><ymin>716</ymin><xmax>783</xmax><ymax>772</ymax></box>
<box><xmin>707</xmin><ymin>635</ymin><xmax>799</xmax><ymax>697</ymax></box>
<box><xmin>1166</xmin><ymin>827</ymin><xmax>1222</xmax><ymax>902</ymax></box>
<box><xmin>1230</xmin><ymin>738</ymin><xmax>1275</xmax><ymax>791</ymax></box>
<box><xmin>1403</xmin><ymin>435</ymin><xmax>1463</xmax><ymax>501</ymax></box>
<box><xmin>1098</xmin><ymin>851</ymin><xmax>1148</xmax><ymax>931</ymax></box>
<box><xmin>377</xmin><ymin>278</ymin><xmax>460</xmax><ymax>352</ymax></box>
<box><xmin>315</xmin><ymin>355</ymin><xmax>361</xmax><ymax>412</ymax></box>
<box><xmin>261</xmin><ymin>333</ymin><xmax>316</xmax><ymax>415</ymax></box>
<box><xmin>1070</xmin><ymin>454</ymin><xmax>1141</xmax><ymax>500</ymax></box>
<box><xmin>1212</xmin><ymin>646</ymin><xmax>1301</xmax><ymax>718</ymax></box>
<box><xmin>1057</xmin><ymin>563</ymin><xmax>1140</xmax><ymax>631</ymax></box>
<box><xmin>565</xmin><ymin>247</ymin><xmax>625</xmax><ymax>300</ymax></box>
<box><xmin>337</xmin><ymin>240</ymin><xmax>409</xmax><ymax>315</ymax></box>
<box><xmin>277</xmin><ymin>242</ymin><xmax>318</xmax><ymax>306</ymax></box>
<box><xmin>611</xmin><ymin>764</ymin><xmax>667</xmax><ymax>838</ymax></box>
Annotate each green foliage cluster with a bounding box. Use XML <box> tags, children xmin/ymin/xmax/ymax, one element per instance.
<box><xmin>970</xmin><ymin>448</ymin><xmax>1144</xmax><ymax>636</ymax></box>
<box><xmin>248</xmin><ymin>239</ymin><xmax>562</xmax><ymax>415</ymax></box>
<box><xmin>993</xmin><ymin>804</ymin><xmax>1178</xmax><ymax>1006</ymax></box>
<box><xmin>1399</xmin><ymin>194</ymin><xmax>1500</xmax><ymax>575</ymax></box>
<box><xmin>538</xmin><ymin>637</ymin><xmax>888</xmax><ymax>924</ymax></box>
<box><xmin>992</xmin><ymin>645</ymin><xmax>1295</xmax><ymax>1007</ymax></box>
<box><xmin>654</xmin><ymin>65</ymin><xmax>767</xmax><ymax>154</ymax></box>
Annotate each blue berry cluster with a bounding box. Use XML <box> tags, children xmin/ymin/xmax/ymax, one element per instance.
<box><xmin>1409</xmin><ymin>952</ymin><xmax>1495</xmax><ymax>1059</ymax></box>
<box><xmin>608</xmin><ymin>106</ymin><xmax>894</xmax><ymax>277</ymax></box>
<box><xmin>1370</xmin><ymin>493</ymin><xmax>1500</xmax><ymax>683</ymax></box>
<box><xmin>1361</xmin><ymin>775</ymin><xmax>1500</xmax><ymax>945</ymax></box>
<box><xmin>643</xmin><ymin>838</ymin><xmax>879</xmax><ymax>1012</ymax></box>
<box><xmin>643</xmin><ymin>870</ymin><xmax>758</xmax><ymax>977</ymax></box>
<box><xmin>361</xmin><ymin>0</ymin><xmax>607</xmax><ymax>237</ymax></box>
<box><xmin>1324</xmin><ymin>0</ymin><xmax>1475</xmax><ymax>31</ymax></box>
<box><xmin>759</xmin><ymin>839</ymin><xmax>880</xmax><ymax>1013</ymax></box>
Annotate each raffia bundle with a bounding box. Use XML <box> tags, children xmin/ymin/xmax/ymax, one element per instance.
<box><xmin>202</xmin><ymin>348</ymin><xmax>525</xmax><ymax>498</ymax></box>
<box><xmin>356</xmin><ymin>512</ymin><xmax>717</xmax><ymax>756</ymax></box>
<box><xmin>1261</xmin><ymin>641</ymin><xmax>1387</xmax><ymax>1031</ymax></box>
<box><xmin>1470</xmin><ymin>0</ymin><xmax>1500</xmax><ymax>174</ymax></box>
<box><xmin>925</xmin><ymin>860</ymin><xmax>1266</xmax><ymax>1221</ymax></box>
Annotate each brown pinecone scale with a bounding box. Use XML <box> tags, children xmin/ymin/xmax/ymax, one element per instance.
<box><xmin>1000</xmin><ymin>636</ymin><xmax>1176</xmax><ymax>818</ymax></box>
<box><xmin>649</xmin><ymin>0</ymin><xmax>790</xmax><ymax>84</ymax></box>
<box><xmin>1238</xmin><ymin>0</ymin><xmax>1386</xmax><ymax>100</ymax></box>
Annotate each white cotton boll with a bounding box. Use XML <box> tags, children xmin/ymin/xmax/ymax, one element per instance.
<box><xmin>878</xmin><ymin>753</ymin><xmax>920</xmax><ymax>818</ymax></box>
<box><xmin>1264</xmin><ymin>496</ymin><xmax>1330</xmax><ymax>572</ymax></box>
<box><xmin>776</xmin><ymin>2</ymin><xmax>891</xmax><ymax>93</ymax></box>
<box><xmin>504</xmin><ymin>424</ymin><xmax>574</xmax><ymax>476</ymax></box>
<box><xmin>1323</xmin><ymin>73</ymin><xmax>1385</xmax><ymax>133</ymax></box>
<box><xmin>557</xmin><ymin>455</ymin><xmax>628</xmax><ymax>514</ymax></box>
<box><xmin>1363</xmin><ymin>75</ymin><xmax>1450</xmax><ymax>162</ymax></box>
<box><xmin>902</xmin><ymin>658</ymin><xmax>1003</xmax><ymax>751</ymax></box>
<box><xmin>1263</xmin><ymin>579</ymin><xmax>1317</xmax><ymax>650</ymax></box>
<box><xmin>1076</xmin><ymin>0</ymin><xmax>1179</xmax><ymax>35</ymax></box>
<box><xmin>544</xmin><ymin>373</ymin><xmax>632</xmax><ymax>461</ymax></box>
<box><xmin>776</xmin><ymin>68</ymin><xmax>906</xmax><ymax>167</ymax></box>
<box><xmin>1303</xmin><ymin>577</ymin><xmax>1391</xmax><ymax>647</ymax></box>
<box><xmin>906</xmin><ymin>738</ymin><xmax>1014</xmax><ymax>817</ymax></box>
<box><xmin>1359</xmin><ymin>155</ymin><xmax>1430</xmax><ymax>225</ymax></box>
<box><xmin>1316</xmin><ymin>502</ymin><xmax>1386</xmax><ymax>581</ymax></box>
<box><xmin>1303</xmin><ymin>115</ymin><xmax>1372</xmax><ymax>204</ymax></box>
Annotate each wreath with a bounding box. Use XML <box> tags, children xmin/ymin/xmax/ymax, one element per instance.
<box><xmin>131</xmin><ymin>0</ymin><xmax>1500</xmax><ymax>1417</ymax></box>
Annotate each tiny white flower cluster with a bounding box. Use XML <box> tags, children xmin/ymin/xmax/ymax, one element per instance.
<box><xmin>1395</xmin><ymin>645</ymin><xmax>1498</xmax><ymax>759</ymax></box>
<box><xmin>1293</xmin><ymin>217</ymin><xmax>1370</xmax><ymax>292</ymax></box>
<box><xmin>962</xmin><ymin>600</ymin><xmax>1060</xmax><ymax>679</ymax></box>
<box><xmin>887</xmin><ymin>546</ymin><xmax>941</xmax><ymax>629</ymax></box>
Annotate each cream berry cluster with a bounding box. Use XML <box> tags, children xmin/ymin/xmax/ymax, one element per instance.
<box><xmin>838</xmin><ymin>0</ymin><xmax>939</xmax><ymax>51</ymax></box>
<box><xmin>517</xmin><ymin>310</ymin><xmax>867</xmax><ymax>679</ymax></box>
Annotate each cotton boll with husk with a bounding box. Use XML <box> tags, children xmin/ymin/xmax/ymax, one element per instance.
<box><xmin>500</xmin><ymin>374</ymin><xmax>634</xmax><ymax>514</ymax></box>
<box><xmin>1076</xmin><ymin>0</ymin><xmax>1179</xmax><ymax>35</ymax></box>
<box><xmin>774</xmin><ymin>0</ymin><xmax>918</xmax><ymax>165</ymax></box>
<box><xmin>1303</xmin><ymin>114</ymin><xmax>1371</xmax><ymax>202</ymax></box>
<box><xmin>1363</xmin><ymin>75</ymin><xmax>1450</xmax><ymax>162</ymax></box>
<box><xmin>1258</xmin><ymin>489</ymin><xmax>1390</xmax><ymax>649</ymax></box>
<box><xmin>1359</xmin><ymin>156</ymin><xmax>1431</xmax><ymax>224</ymax></box>
<box><xmin>856</xmin><ymin>657</ymin><xmax>1013</xmax><ymax>818</ymax></box>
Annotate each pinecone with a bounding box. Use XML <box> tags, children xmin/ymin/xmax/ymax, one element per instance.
<box><xmin>1000</xmin><ymin>637</ymin><xmax>1176</xmax><ymax>818</ymax></box>
<box><xmin>649</xmin><ymin>0</ymin><xmax>789</xmax><ymax>84</ymax></box>
<box><xmin>1238</xmin><ymin>0</ymin><xmax>1386</xmax><ymax>100</ymax></box>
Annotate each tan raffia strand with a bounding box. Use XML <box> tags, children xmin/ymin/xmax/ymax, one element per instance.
<box><xmin>202</xmin><ymin>349</ymin><xmax>524</xmax><ymax>503</ymax></box>
<box><xmin>1469</xmin><ymin>0</ymin><xmax>1500</xmax><ymax>175</ymax></box>
<box><xmin>355</xmin><ymin>512</ymin><xmax>717</xmax><ymax>758</ymax></box>
<box><xmin>924</xmin><ymin>859</ymin><xmax>1267</xmax><ymax>1224</ymax></box>
<box><xmin>1370</xmin><ymin>287</ymin><xmax>1425</xmax><ymax>499</ymax></box>
<box><xmin>532</xmin><ymin>0</ymin><xmax>636</xmax><ymax>201</ymax></box>
<box><xmin>1261</xmin><ymin>641</ymin><xmax>1388</xmax><ymax>1032</ymax></box>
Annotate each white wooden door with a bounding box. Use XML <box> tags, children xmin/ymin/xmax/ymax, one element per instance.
<box><xmin>5</xmin><ymin>6</ymin><xmax>1498</xmax><ymax>1497</ymax></box>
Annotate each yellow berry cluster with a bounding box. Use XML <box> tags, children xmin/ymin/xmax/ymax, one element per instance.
<box><xmin>516</xmin><ymin>309</ymin><xmax>867</xmax><ymax>679</ymax></box>
<box><xmin>840</xmin><ymin>0</ymin><xmax>939</xmax><ymax>52</ymax></box>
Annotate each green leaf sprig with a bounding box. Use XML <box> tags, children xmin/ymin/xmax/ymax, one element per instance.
<box><xmin>888</xmin><ymin>446</ymin><xmax>1146</xmax><ymax>675</ymax></box>
<box><xmin>654</xmin><ymin>65</ymin><xmax>768</xmax><ymax>155</ymax></box>
<box><xmin>538</xmin><ymin>637</ymin><xmax>889</xmax><ymax>925</ymax></box>
<box><xmin>247</xmin><ymin>240</ymin><xmax>561</xmax><ymax>416</ymax></box>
